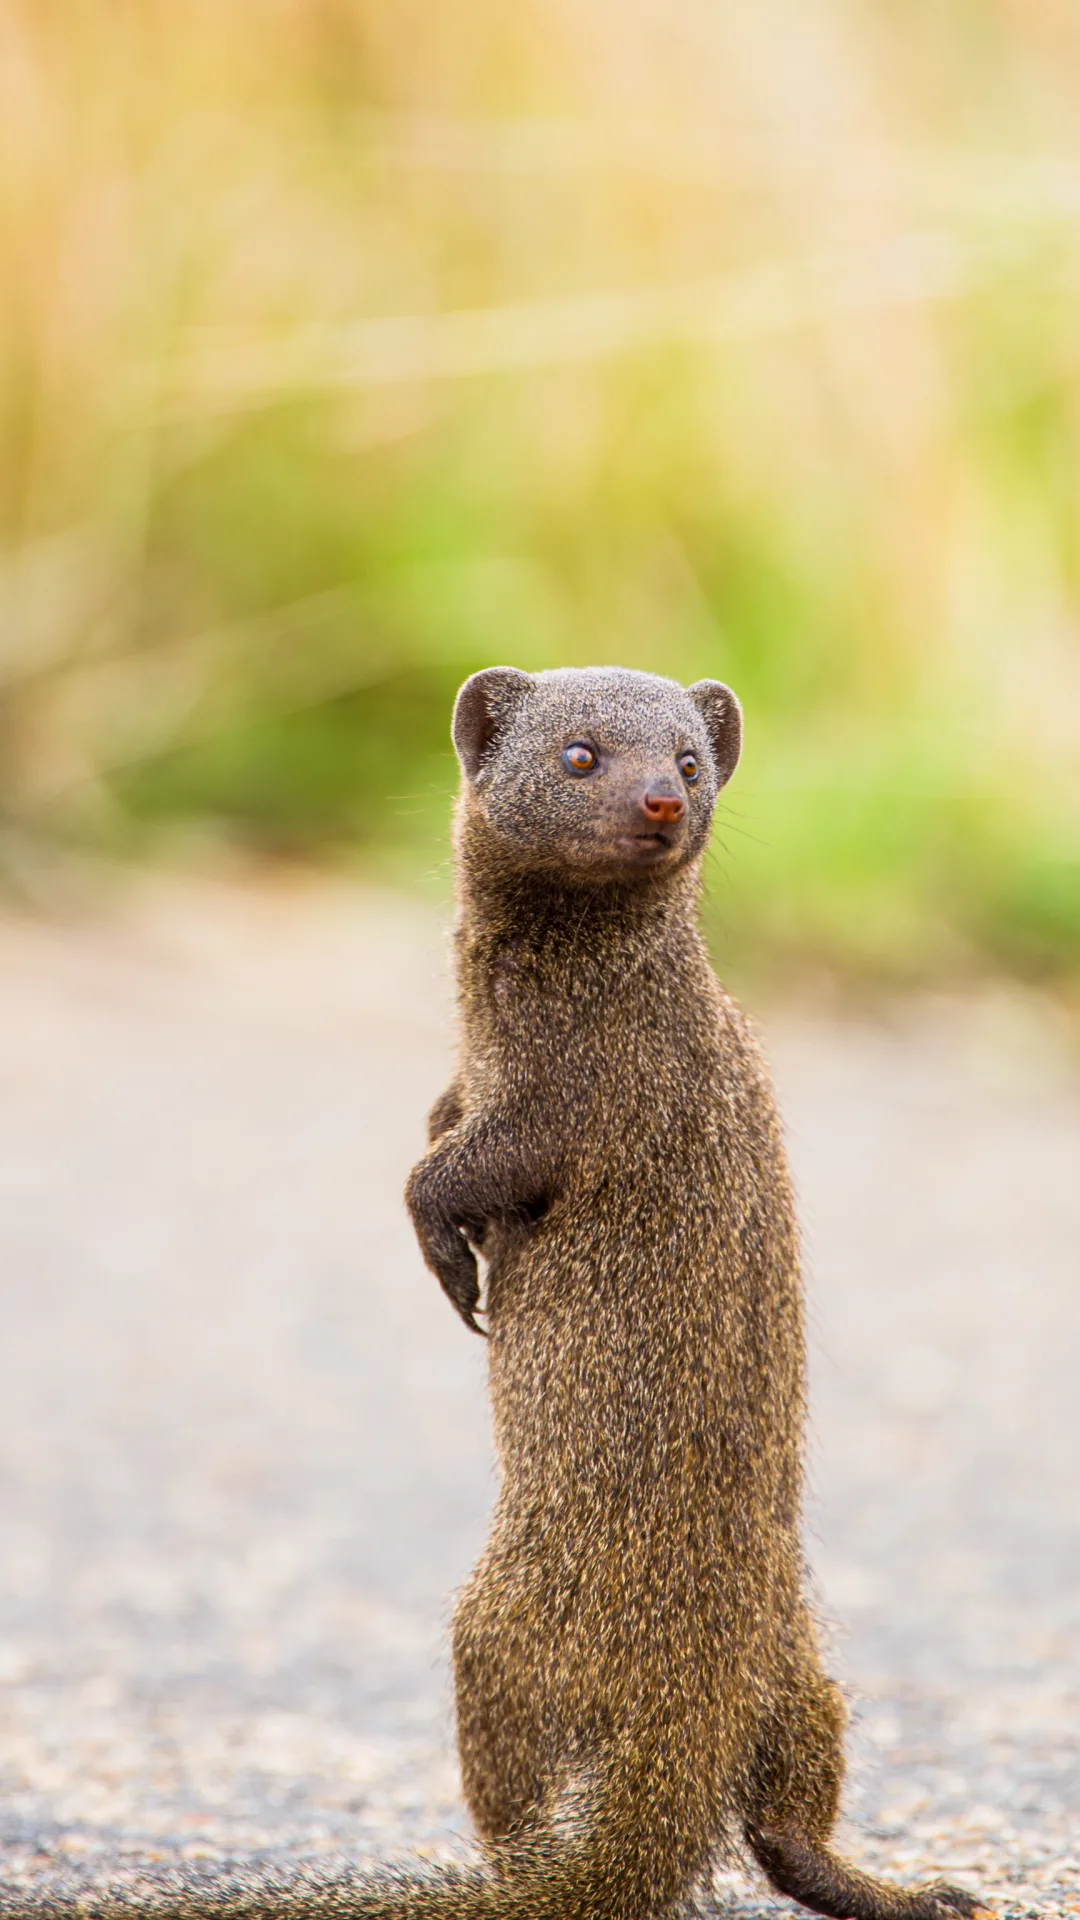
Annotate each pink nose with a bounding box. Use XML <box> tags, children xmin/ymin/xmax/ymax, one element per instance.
<box><xmin>641</xmin><ymin>789</ymin><xmax>685</xmax><ymax>826</ymax></box>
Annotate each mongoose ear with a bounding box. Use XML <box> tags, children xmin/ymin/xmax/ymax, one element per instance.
<box><xmin>688</xmin><ymin>680</ymin><xmax>742</xmax><ymax>789</ymax></box>
<box><xmin>452</xmin><ymin>667</ymin><xmax>535</xmax><ymax>782</ymax></box>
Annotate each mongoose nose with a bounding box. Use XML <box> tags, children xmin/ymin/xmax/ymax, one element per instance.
<box><xmin>641</xmin><ymin>789</ymin><xmax>686</xmax><ymax>826</ymax></box>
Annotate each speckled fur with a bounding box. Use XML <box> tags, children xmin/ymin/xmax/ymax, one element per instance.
<box><xmin>14</xmin><ymin>669</ymin><xmax>980</xmax><ymax>1920</ymax></box>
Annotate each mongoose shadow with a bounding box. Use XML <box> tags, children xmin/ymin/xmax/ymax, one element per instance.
<box><xmin>14</xmin><ymin>667</ymin><xmax>984</xmax><ymax>1920</ymax></box>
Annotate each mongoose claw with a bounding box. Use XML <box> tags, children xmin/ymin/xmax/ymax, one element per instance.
<box><xmin>436</xmin><ymin>1227</ymin><xmax>488</xmax><ymax>1335</ymax></box>
<box><xmin>923</xmin><ymin>1883</ymin><xmax>982</xmax><ymax>1918</ymax></box>
<box><xmin>445</xmin><ymin>1280</ymin><xmax>487</xmax><ymax>1336</ymax></box>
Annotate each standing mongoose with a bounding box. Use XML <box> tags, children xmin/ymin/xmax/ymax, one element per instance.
<box><xmin>12</xmin><ymin>667</ymin><xmax>980</xmax><ymax>1920</ymax></box>
<box><xmin>399</xmin><ymin>665</ymin><xmax>980</xmax><ymax>1920</ymax></box>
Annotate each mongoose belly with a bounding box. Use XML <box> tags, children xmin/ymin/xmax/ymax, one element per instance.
<box><xmin>482</xmin><ymin>1171</ymin><xmax>804</xmax><ymax>1669</ymax></box>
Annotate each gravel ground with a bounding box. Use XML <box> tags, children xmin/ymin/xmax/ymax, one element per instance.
<box><xmin>0</xmin><ymin>877</ymin><xmax>1076</xmax><ymax>1918</ymax></box>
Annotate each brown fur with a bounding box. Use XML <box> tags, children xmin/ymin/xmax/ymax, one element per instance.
<box><xmin>400</xmin><ymin>666</ymin><xmax>980</xmax><ymax>1920</ymax></box>
<box><xmin>13</xmin><ymin>668</ymin><xmax>980</xmax><ymax>1920</ymax></box>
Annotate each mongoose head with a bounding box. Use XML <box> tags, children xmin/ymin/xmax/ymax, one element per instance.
<box><xmin>453</xmin><ymin>665</ymin><xmax>741</xmax><ymax>882</ymax></box>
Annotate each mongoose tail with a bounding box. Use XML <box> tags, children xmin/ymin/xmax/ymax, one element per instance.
<box><xmin>1</xmin><ymin>1752</ymin><xmax>982</xmax><ymax>1920</ymax></box>
<box><xmin>2</xmin><ymin>1741</ymin><xmax>719</xmax><ymax>1920</ymax></box>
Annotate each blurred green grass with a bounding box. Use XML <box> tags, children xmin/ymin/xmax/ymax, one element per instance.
<box><xmin>1</xmin><ymin>1</ymin><xmax>1078</xmax><ymax>989</ymax></box>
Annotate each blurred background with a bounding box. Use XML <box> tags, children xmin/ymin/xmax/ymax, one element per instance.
<box><xmin>2</xmin><ymin>0</ymin><xmax>1079</xmax><ymax>994</ymax></box>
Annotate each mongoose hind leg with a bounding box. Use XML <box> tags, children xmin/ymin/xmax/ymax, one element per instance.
<box><xmin>452</xmin><ymin>1602</ymin><xmax>549</xmax><ymax>1844</ymax></box>
<box><xmin>745</xmin><ymin>1659</ymin><xmax>979</xmax><ymax>1920</ymax></box>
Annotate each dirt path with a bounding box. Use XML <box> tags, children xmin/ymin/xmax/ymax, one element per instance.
<box><xmin>0</xmin><ymin>878</ymin><xmax>1076</xmax><ymax>1917</ymax></box>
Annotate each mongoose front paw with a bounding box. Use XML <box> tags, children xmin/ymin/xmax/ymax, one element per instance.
<box><xmin>439</xmin><ymin>1231</ymin><xmax>487</xmax><ymax>1335</ymax></box>
<box><xmin>405</xmin><ymin>1163</ymin><xmax>488</xmax><ymax>1334</ymax></box>
<box><xmin>414</xmin><ymin>1213</ymin><xmax>485</xmax><ymax>1333</ymax></box>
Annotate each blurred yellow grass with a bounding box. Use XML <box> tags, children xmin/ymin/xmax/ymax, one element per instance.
<box><xmin>1</xmin><ymin>0</ymin><xmax>1078</xmax><ymax>984</ymax></box>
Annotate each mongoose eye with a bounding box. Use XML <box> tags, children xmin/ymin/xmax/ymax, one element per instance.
<box><xmin>678</xmin><ymin>752</ymin><xmax>700</xmax><ymax>783</ymax></box>
<box><xmin>563</xmin><ymin>743</ymin><xmax>598</xmax><ymax>775</ymax></box>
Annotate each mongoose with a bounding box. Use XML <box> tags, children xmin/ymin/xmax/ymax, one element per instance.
<box><xmin>401</xmin><ymin>666</ymin><xmax>980</xmax><ymax>1920</ymax></box>
<box><xmin>10</xmin><ymin>668</ymin><xmax>980</xmax><ymax>1920</ymax></box>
